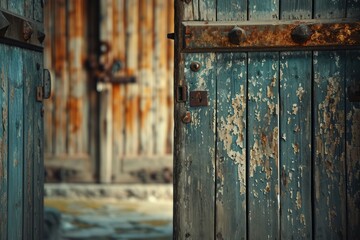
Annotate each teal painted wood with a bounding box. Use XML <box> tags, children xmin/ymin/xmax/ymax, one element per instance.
<box><xmin>216</xmin><ymin>0</ymin><xmax>246</xmax><ymax>21</ymax></box>
<box><xmin>177</xmin><ymin>53</ymin><xmax>216</xmax><ymax>240</ymax></box>
<box><xmin>280</xmin><ymin>0</ymin><xmax>312</xmax><ymax>20</ymax></box>
<box><xmin>280</xmin><ymin>52</ymin><xmax>312</xmax><ymax>239</ymax></box>
<box><xmin>345</xmin><ymin>51</ymin><xmax>360</xmax><ymax>239</ymax></box>
<box><xmin>0</xmin><ymin>0</ymin><xmax>7</xmax><ymax>9</ymax></box>
<box><xmin>24</xmin><ymin>0</ymin><xmax>33</xmax><ymax>19</ymax></box>
<box><xmin>33</xmin><ymin>0</ymin><xmax>43</xmax><ymax>22</ymax></box>
<box><xmin>279</xmin><ymin>1</ymin><xmax>313</xmax><ymax>239</ymax></box>
<box><xmin>199</xmin><ymin>0</ymin><xmax>216</xmax><ymax>21</ymax></box>
<box><xmin>347</xmin><ymin>0</ymin><xmax>360</xmax><ymax>17</ymax></box>
<box><xmin>7</xmin><ymin>0</ymin><xmax>24</xmax><ymax>15</ymax></box>
<box><xmin>247</xmin><ymin>52</ymin><xmax>279</xmax><ymax>240</ymax></box>
<box><xmin>314</xmin><ymin>0</ymin><xmax>346</xmax><ymax>19</ymax></box>
<box><xmin>313</xmin><ymin>51</ymin><xmax>346</xmax><ymax>239</ymax></box>
<box><xmin>0</xmin><ymin>44</ymin><xmax>9</xmax><ymax>240</ymax></box>
<box><xmin>248</xmin><ymin>0</ymin><xmax>279</xmax><ymax>20</ymax></box>
<box><xmin>33</xmin><ymin>52</ymin><xmax>44</xmax><ymax>239</ymax></box>
<box><xmin>216</xmin><ymin>53</ymin><xmax>247</xmax><ymax>240</ymax></box>
<box><xmin>8</xmin><ymin>46</ymin><xmax>24</xmax><ymax>240</ymax></box>
<box><xmin>23</xmin><ymin>49</ymin><xmax>35</xmax><ymax>239</ymax></box>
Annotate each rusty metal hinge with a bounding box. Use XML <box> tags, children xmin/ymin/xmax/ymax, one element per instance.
<box><xmin>36</xmin><ymin>69</ymin><xmax>51</xmax><ymax>102</ymax></box>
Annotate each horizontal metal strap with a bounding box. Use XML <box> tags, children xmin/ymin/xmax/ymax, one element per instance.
<box><xmin>0</xmin><ymin>9</ymin><xmax>44</xmax><ymax>52</ymax></box>
<box><xmin>182</xmin><ymin>19</ymin><xmax>360</xmax><ymax>52</ymax></box>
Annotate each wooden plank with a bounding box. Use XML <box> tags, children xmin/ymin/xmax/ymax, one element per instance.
<box><xmin>112</xmin><ymin>0</ymin><xmax>126</xmax><ymax>181</ymax></box>
<box><xmin>8</xmin><ymin>46</ymin><xmax>24</xmax><ymax>240</ymax></box>
<box><xmin>0</xmin><ymin>44</ymin><xmax>8</xmax><ymax>240</ymax></box>
<box><xmin>43</xmin><ymin>0</ymin><xmax>54</xmax><ymax>155</ymax></box>
<box><xmin>0</xmin><ymin>0</ymin><xmax>7</xmax><ymax>9</ymax></box>
<box><xmin>166</xmin><ymin>0</ymin><xmax>174</xmax><ymax>155</ymax></box>
<box><xmin>279</xmin><ymin>2</ymin><xmax>312</xmax><ymax>239</ymax></box>
<box><xmin>347</xmin><ymin>0</ymin><xmax>360</xmax><ymax>18</ymax></box>
<box><xmin>22</xmin><ymin>48</ymin><xmax>35</xmax><ymax>240</ymax></box>
<box><xmin>125</xmin><ymin>0</ymin><xmax>139</xmax><ymax>156</ymax></box>
<box><xmin>53</xmin><ymin>0</ymin><xmax>68</xmax><ymax>155</ymax></box>
<box><xmin>24</xmin><ymin>0</ymin><xmax>33</xmax><ymax>19</ymax></box>
<box><xmin>345</xmin><ymin>51</ymin><xmax>360</xmax><ymax>239</ymax></box>
<box><xmin>183</xmin><ymin>0</ymin><xmax>199</xmax><ymax>20</ymax></box>
<box><xmin>199</xmin><ymin>0</ymin><xmax>216</xmax><ymax>21</ymax></box>
<box><xmin>248</xmin><ymin>0</ymin><xmax>279</xmax><ymax>20</ymax></box>
<box><xmin>153</xmin><ymin>0</ymin><xmax>168</xmax><ymax>155</ymax></box>
<box><xmin>138</xmin><ymin>0</ymin><xmax>154</xmax><ymax>155</ymax></box>
<box><xmin>67</xmin><ymin>0</ymin><xmax>87</xmax><ymax>155</ymax></box>
<box><xmin>247</xmin><ymin>52</ymin><xmax>279</xmax><ymax>240</ymax></box>
<box><xmin>7</xmin><ymin>0</ymin><xmax>24</xmax><ymax>15</ymax></box>
<box><xmin>177</xmin><ymin>53</ymin><xmax>216</xmax><ymax>239</ymax></box>
<box><xmin>280</xmin><ymin>52</ymin><xmax>312</xmax><ymax>239</ymax></box>
<box><xmin>313</xmin><ymin>51</ymin><xmax>346</xmax><ymax>239</ymax></box>
<box><xmin>281</xmin><ymin>0</ymin><xmax>312</xmax><ymax>20</ymax></box>
<box><xmin>216</xmin><ymin>53</ymin><xmax>247</xmax><ymax>240</ymax></box>
<box><xmin>217</xmin><ymin>0</ymin><xmax>246</xmax><ymax>21</ymax></box>
<box><xmin>99</xmin><ymin>0</ymin><xmax>113</xmax><ymax>183</ymax></box>
<box><xmin>314</xmin><ymin>0</ymin><xmax>346</xmax><ymax>19</ymax></box>
<box><xmin>33</xmin><ymin>52</ymin><xmax>44</xmax><ymax>239</ymax></box>
<box><xmin>247</xmin><ymin>1</ymin><xmax>279</xmax><ymax>239</ymax></box>
<box><xmin>34</xmin><ymin>0</ymin><xmax>43</xmax><ymax>22</ymax></box>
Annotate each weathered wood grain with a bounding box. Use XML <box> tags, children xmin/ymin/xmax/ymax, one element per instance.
<box><xmin>347</xmin><ymin>0</ymin><xmax>360</xmax><ymax>18</ymax></box>
<box><xmin>178</xmin><ymin>53</ymin><xmax>216</xmax><ymax>240</ymax></box>
<box><xmin>33</xmin><ymin>52</ymin><xmax>44</xmax><ymax>239</ymax></box>
<box><xmin>279</xmin><ymin>1</ymin><xmax>313</xmax><ymax>239</ymax></box>
<box><xmin>24</xmin><ymin>0</ymin><xmax>33</xmax><ymax>19</ymax></box>
<box><xmin>99</xmin><ymin>0</ymin><xmax>113</xmax><ymax>183</ymax></box>
<box><xmin>8</xmin><ymin>46</ymin><xmax>24</xmax><ymax>240</ymax></box>
<box><xmin>216</xmin><ymin>53</ymin><xmax>247</xmax><ymax>240</ymax></box>
<box><xmin>247</xmin><ymin>52</ymin><xmax>279</xmax><ymax>240</ymax></box>
<box><xmin>0</xmin><ymin>0</ymin><xmax>7</xmax><ymax>9</ymax></box>
<box><xmin>217</xmin><ymin>0</ymin><xmax>246</xmax><ymax>21</ymax></box>
<box><xmin>54</xmin><ymin>0</ymin><xmax>68</xmax><ymax>155</ymax></box>
<box><xmin>248</xmin><ymin>0</ymin><xmax>279</xmax><ymax>20</ymax></box>
<box><xmin>23</xmin><ymin>48</ymin><xmax>35</xmax><ymax>239</ymax></box>
<box><xmin>280</xmin><ymin>52</ymin><xmax>312</xmax><ymax>239</ymax></box>
<box><xmin>112</xmin><ymin>0</ymin><xmax>126</xmax><ymax>181</ymax></box>
<box><xmin>314</xmin><ymin>0</ymin><xmax>346</xmax><ymax>19</ymax></box>
<box><xmin>0</xmin><ymin>44</ymin><xmax>9</xmax><ymax>240</ymax></box>
<box><xmin>139</xmin><ymin>0</ymin><xmax>154</xmax><ymax>155</ymax></box>
<box><xmin>153</xmin><ymin>0</ymin><xmax>168</xmax><ymax>155</ymax></box>
<box><xmin>7</xmin><ymin>0</ymin><xmax>24</xmax><ymax>15</ymax></box>
<box><xmin>313</xmin><ymin>51</ymin><xmax>346</xmax><ymax>239</ymax></box>
<box><xmin>125</xmin><ymin>0</ymin><xmax>139</xmax><ymax>156</ymax></box>
<box><xmin>34</xmin><ymin>0</ymin><xmax>43</xmax><ymax>22</ymax></box>
<box><xmin>345</xmin><ymin>51</ymin><xmax>360</xmax><ymax>239</ymax></box>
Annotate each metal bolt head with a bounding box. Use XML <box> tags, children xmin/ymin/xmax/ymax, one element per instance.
<box><xmin>190</xmin><ymin>62</ymin><xmax>201</xmax><ymax>72</ymax></box>
<box><xmin>291</xmin><ymin>24</ymin><xmax>313</xmax><ymax>44</ymax></box>
<box><xmin>228</xmin><ymin>27</ymin><xmax>246</xmax><ymax>45</ymax></box>
<box><xmin>182</xmin><ymin>111</ymin><xmax>192</xmax><ymax>124</ymax></box>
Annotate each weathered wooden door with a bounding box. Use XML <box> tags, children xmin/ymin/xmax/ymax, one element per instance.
<box><xmin>174</xmin><ymin>1</ymin><xmax>360</xmax><ymax>239</ymax></box>
<box><xmin>0</xmin><ymin>1</ymin><xmax>45</xmax><ymax>239</ymax></box>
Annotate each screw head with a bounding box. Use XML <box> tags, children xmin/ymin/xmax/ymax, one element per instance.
<box><xmin>228</xmin><ymin>27</ymin><xmax>246</xmax><ymax>45</ymax></box>
<box><xmin>190</xmin><ymin>62</ymin><xmax>201</xmax><ymax>72</ymax></box>
<box><xmin>182</xmin><ymin>111</ymin><xmax>191</xmax><ymax>124</ymax></box>
<box><xmin>291</xmin><ymin>24</ymin><xmax>312</xmax><ymax>44</ymax></box>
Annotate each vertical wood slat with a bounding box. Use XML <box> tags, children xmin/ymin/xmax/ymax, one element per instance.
<box><xmin>53</xmin><ymin>0</ymin><xmax>68</xmax><ymax>155</ymax></box>
<box><xmin>125</xmin><ymin>0</ymin><xmax>139</xmax><ymax>156</ymax></box>
<box><xmin>7</xmin><ymin>0</ymin><xmax>24</xmax><ymax>15</ymax></box>
<box><xmin>33</xmin><ymin>52</ymin><xmax>44</xmax><ymax>239</ymax></box>
<box><xmin>24</xmin><ymin>0</ymin><xmax>33</xmax><ymax>19</ymax></box>
<box><xmin>99</xmin><ymin>0</ymin><xmax>113</xmax><ymax>183</ymax></box>
<box><xmin>139</xmin><ymin>0</ymin><xmax>154</xmax><ymax>155</ymax></box>
<box><xmin>68</xmin><ymin>0</ymin><xmax>87</xmax><ymax>155</ymax></box>
<box><xmin>215</xmin><ymin>2</ymin><xmax>247</xmax><ymax>240</ymax></box>
<box><xmin>216</xmin><ymin>53</ymin><xmax>247</xmax><ymax>240</ymax></box>
<box><xmin>166</xmin><ymin>0</ymin><xmax>174</xmax><ymax>155</ymax></box>
<box><xmin>8</xmin><ymin>46</ymin><xmax>24</xmax><ymax>240</ymax></box>
<box><xmin>0</xmin><ymin>44</ymin><xmax>9</xmax><ymax>240</ymax></box>
<box><xmin>0</xmin><ymin>0</ymin><xmax>7</xmax><ymax>9</ymax></box>
<box><xmin>247</xmin><ymin>1</ymin><xmax>279</xmax><ymax>239</ymax></box>
<box><xmin>313</xmin><ymin>51</ymin><xmax>347</xmax><ymax>239</ymax></box>
<box><xmin>181</xmin><ymin>53</ymin><xmax>216</xmax><ymax>240</ymax></box>
<box><xmin>33</xmin><ymin>0</ymin><xmax>43</xmax><ymax>22</ymax></box>
<box><xmin>112</xmin><ymin>0</ymin><xmax>126</xmax><ymax>180</ymax></box>
<box><xmin>153</xmin><ymin>0</ymin><xmax>168</xmax><ymax>155</ymax></box>
<box><xmin>279</xmin><ymin>1</ymin><xmax>313</xmax><ymax>239</ymax></box>
<box><xmin>280</xmin><ymin>52</ymin><xmax>312</xmax><ymax>239</ymax></box>
<box><xmin>346</xmin><ymin>51</ymin><xmax>360</xmax><ymax>240</ymax></box>
<box><xmin>23</xmin><ymin>49</ymin><xmax>36</xmax><ymax>240</ymax></box>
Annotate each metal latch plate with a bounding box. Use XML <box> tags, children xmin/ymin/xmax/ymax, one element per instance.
<box><xmin>189</xmin><ymin>91</ymin><xmax>208</xmax><ymax>107</ymax></box>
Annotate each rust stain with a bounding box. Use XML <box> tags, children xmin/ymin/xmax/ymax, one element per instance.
<box><xmin>67</xmin><ymin>97</ymin><xmax>82</xmax><ymax>134</ymax></box>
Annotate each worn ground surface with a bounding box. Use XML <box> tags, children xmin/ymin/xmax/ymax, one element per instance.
<box><xmin>44</xmin><ymin>198</ymin><xmax>173</xmax><ymax>240</ymax></box>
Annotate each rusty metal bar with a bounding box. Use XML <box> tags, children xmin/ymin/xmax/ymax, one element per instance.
<box><xmin>182</xmin><ymin>19</ymin><xmax>360</xmax><ymax>52</ymax></box>
<box><xmin>0</xmin><ymin>9</ymin><xmax>44</xmax><ymax>51</ymax></box>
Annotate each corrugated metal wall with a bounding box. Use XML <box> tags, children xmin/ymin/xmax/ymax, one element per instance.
<box><xmin>44</xmin><ymin>0</ymin><xmax>174</xmax><ymax>183</ymax></box>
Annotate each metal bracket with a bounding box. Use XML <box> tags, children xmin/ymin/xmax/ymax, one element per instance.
<box><xmin>36</xmin><ymin>69</ymin><xmax>52</xmax><ymax>102</ymax></box>
<box><xmin>189</xmin><ymin>91</ymin><xmax>208</xmax><ymax>107</ymax></box>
